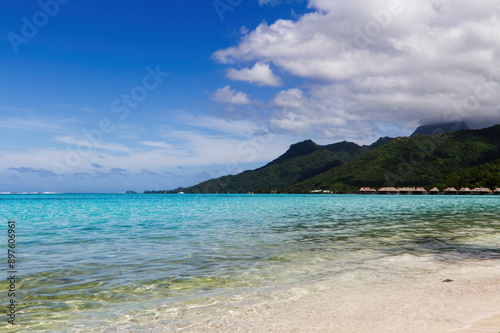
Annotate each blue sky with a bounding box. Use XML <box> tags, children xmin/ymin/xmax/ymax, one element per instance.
<box><xmin>1</xmin><ymin>0</ymin><xmax>500</xmax><ymax>193</ymax></box>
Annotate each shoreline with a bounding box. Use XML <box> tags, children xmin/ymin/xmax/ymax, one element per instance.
<box><xmin>97</xmin><ymin>257</ymin><xmax>500</xmax><ymax>332</ymax></box>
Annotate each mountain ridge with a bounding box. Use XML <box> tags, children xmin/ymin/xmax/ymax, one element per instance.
<box><xmin>155</xmin><ymin>137</ymin><xmax>393</xmax><ymax>193</ymax></box>
<box><xmin>288</xmin><ymin>124</ymin><xmax>500</xmax><ymax>193</ymax></box>
<box><xmin>146</xmin><ymin>123</ymin><xmax>500</xmax><ymax>194</ymax></box>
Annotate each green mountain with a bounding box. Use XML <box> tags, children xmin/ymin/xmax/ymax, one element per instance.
<box><xmin>168</xmin><ymin>137</ymin><xmax>393</xmax><ymax>193</ymax></box>
<box><xmin>147</xmin><ymin>124</ymin><xmax>500</xmax><ymax>194</ymax></box>
<box><xmin>436</xmin><ymin>158</ymin><xmax>500</xmax><ymax>190</ymax></box>
<box><xmin>288</xmin><ymin>125</ymin><xmax>500</xmax><ymax>193</ymax></box>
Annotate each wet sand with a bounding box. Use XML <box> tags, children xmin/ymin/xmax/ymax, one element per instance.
<box><xmin>101</xmin><ymin>259</ymin><xmax>500</xmax><ymax>333</ymax></box>
<box><xmin>188</xmin><ymin>262</ymin><xmax>500</xmax><ymax>333</ymax></box>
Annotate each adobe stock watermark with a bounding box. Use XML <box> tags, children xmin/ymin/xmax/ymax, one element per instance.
<box><xmin>213</xmin><ymin>0</ymin><xmax>244</xmax><ymax>21</ymax></box>
<box><xmin>51</xmin><ymin>65</ymin><xmax>168</xmax><ymax>182</ymax></box>
<box><xmin>7</xmin><ymin>0</ymin><xmax>71</xmax><ymax>54</ymax></box>
<box><xmin>354</xmin><ymin>0</ymin><xmax>403</xmax><ymax>49</ymax></box>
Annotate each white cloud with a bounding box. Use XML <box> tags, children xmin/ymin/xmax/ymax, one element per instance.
<box><xmin>0</xmin><ymin>111</ymin><xmax>295</xmax><ymax>190</ymax></box>
<box><xmin>226</xmin><ymin>62</ymin><xmax>283</xmax><ymax>86</ymax></box>
<box><xmin>140</xmin><ymin>141</ymin><xmax>173</xmax><ymax>149</ymax></box>
<box><xmin>56</xmin><ymin>136</ymin><xmax>132</xmax><ymax>153</ymax></box>
<box><xmin>240</xmin><ymin>26</ymin><xmax>250</xmax><ymax>35</ymax></box>
<box><xmin>213</xmin><ymin>0</ymin><xmax>500</xmax><ymax>140</ymax></box>
<box><xmin>272</xmin><ymin>88</ymin><xmax>304</xmax><ymax>108</ymax></box>
<box><xmin>0</xmin><ymin>117</ymin><xmax>70</xmax><ymax>132</ymax></box>
<box><xmin>182</xmin><ymin>115</ymin><xmax>262</xmax><ymax>137</ymax></box>
<box><xmin>0</xmin><ymin>126</ymin><xmax>289</xmax><ymax>182</ymax></box>
<box><xmin>212</xmin><ymin>85</ymin><xmax>251</xmax><ymax>105</ymax></box>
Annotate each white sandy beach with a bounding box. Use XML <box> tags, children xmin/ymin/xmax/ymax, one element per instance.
<box><xmin>99</xmin><ymin>257</ymin><xmax>500</xmax><ymax>333</ymax></box>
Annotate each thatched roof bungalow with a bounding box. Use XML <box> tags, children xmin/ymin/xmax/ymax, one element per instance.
<box><xmin>378</xmin><ymin>187</ymin><xmax>399</xmax><ymax>195</ymax></box>
<box><xmin>443</xmin><ymin>187</ymin><xmax>458</xmax><ymax>195</ymax></box>
<box><xmin>429</xmin><ymin>187</ymin><xmax>440</xmax><ymax>195</ymax></box>
<box><xmin>414</xmin><ymin>187</ymin><xmax>427</xmax><ymax>195</ymax></box>
<box><xmin>495</xmin><ymin>188</ymin><xmax>500</xmax><ymax>195</ymax></box>
<box><xmin>358</xmin><ymin>187</ymin><xmax>377</xmax><ymax>194</ymax></box>
<box><xmin>471</xmin><ymin>187</ymin><xmax>493</xmax><ymax>195</ymax></box>
<box><xmin>397</xmin><ymin>187</ymin><xmax>415</xmax><ymax>195</ymax></box>
<box><xmin>458</xmin><ymin>187</ymin><xmax>472</xmax><ymax>195</ymax></box>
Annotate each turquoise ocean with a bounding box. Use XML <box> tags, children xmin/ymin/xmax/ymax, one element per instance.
<box><xmin>0</xmin><ymin>194</ymin><xmax>499</xmax><ymax>332</ymax></box>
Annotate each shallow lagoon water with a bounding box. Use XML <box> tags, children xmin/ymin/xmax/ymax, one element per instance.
<box><xmin>0</xmin><ymin>194</ymin><xmax>499</xmax><ymax>332</ymax></box>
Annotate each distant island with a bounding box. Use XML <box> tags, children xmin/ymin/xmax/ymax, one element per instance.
<box><xmin>146</xmin><ymin>123</ymin><xmax>500</xmax><ymax>194</ymax></box>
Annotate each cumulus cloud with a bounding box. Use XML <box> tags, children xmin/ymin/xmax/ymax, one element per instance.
<box><xmin>226</xmin><ymin>62</ymin><xmax>283</xmax><ymax>86</ymax></box>
<box><xmin>212</xmin><ymin>85</ymin><xmax>251</xmax><ymax>105</ymax></box>
<box><xmin>213</xmin><ymin>0</ymin><xmax>500</xmax><ymax>140</ymax></box>
<box><xmin>272</xmin><ymin>88</ymin><xmax>304</xmax><ymax>108</ymax></box>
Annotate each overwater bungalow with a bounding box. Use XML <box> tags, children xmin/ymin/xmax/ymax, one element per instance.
<box><xmin>443</xmin><ymin>187</ymin><xmax>458</xmax><ymax>195</ymax></box>
<box><xmin>414</xmin><ymin>187</ymin><xmax>427</xmax><ymax>195</ymax></box>
<box><xmin>495</xmin><ymin>188</ymin><xmax>500</xmax><ymax>195</ymax></box>
<box><xmin>471</xmin><ymin>187</ymin><xmax>493</xmax><ymax>195</ymax></box>
<box><xmin>429</xmin><ymin>187</ymin><xmax>440</xmax><ymax>195</ymax></box>
<box><xmin>358</xmin><ymin>187</ymin><xmax>377</xmax><ymax>194</ymax></box>
<box><xmin>458</xmin><ymin>187</ymin><xmax>472</xmax><ymax>195</ymax></box>
<box><xmin>378</xmin><ymin>187</ymin><xmax>399</xmax><ymax>195</ymax></box>
<box><xmin>398</xmin><ymin>187</ymin><xmax>415</xmax><ymax>195</ymax></box>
